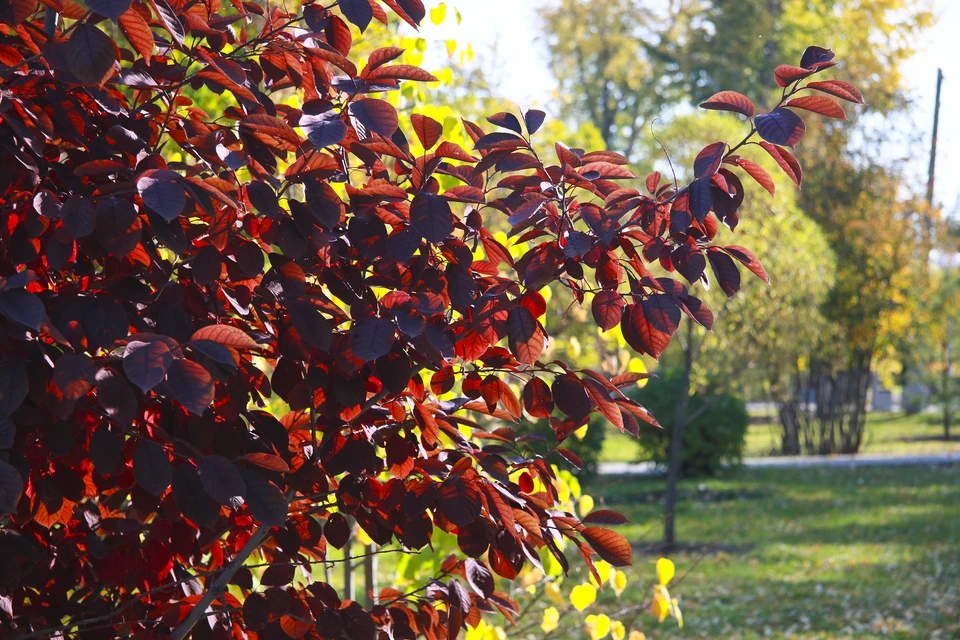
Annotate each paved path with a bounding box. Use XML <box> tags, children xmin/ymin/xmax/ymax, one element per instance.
<box><xmin>598</xmin><ymin>451</ymin><xmax>960</xmax><ymax>476</ymax></box>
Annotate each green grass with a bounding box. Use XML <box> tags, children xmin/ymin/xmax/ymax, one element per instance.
<box><xmin>583</xmin><ymin>464</ymin><xmax>960</xmax><ymax>639</ymax></box>
<box><xmin>599</xmin><ymin>412</ymin><xmax>960</xmax><ymax>464</ymax></box>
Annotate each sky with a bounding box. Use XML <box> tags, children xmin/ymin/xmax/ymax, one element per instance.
<box><xmin>414</xmin><ymin>0</ymin><xmax>960</xmax><ymax>213</ymax></box>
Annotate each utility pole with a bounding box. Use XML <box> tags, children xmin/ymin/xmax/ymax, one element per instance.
<box><xmin>926</xmin><ymin>68</ymin><xmax>943</xmax><ymax>208</ymax></box>
<box><xmin>927</xmin><ymin>69</ymin><xmax>950</xmax><ymax>439</ymax></box>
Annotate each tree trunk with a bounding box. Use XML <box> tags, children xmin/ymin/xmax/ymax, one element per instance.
<box><xmin>343</xmin><ymin>533</ymin><xmax>354</xmax><ymax>601</ymax></box>
<box><xmin>943</xmin><ymin>336</ymin><xmax>952</xmax><ymax>440</ymax></box>
<box><xmin>364</xmin><ymin>544</ymin><xmax>377</xmax><ymax>609</ymax></box>
<box><xmin>663</xmin><ymin>319</ymin><xmax>693</xmax><ymax>548</ymax></box>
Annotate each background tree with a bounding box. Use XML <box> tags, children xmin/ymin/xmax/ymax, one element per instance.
<box><xmin>540</xmin><ymin>0</ymin><xmax>934</xmax><ymax>455</ymax></box>
<box><xmin>539</xmin><ymin>0</ymin><xmax>691</xmax><ymax>159</ymax></box>
<box><xmin>674</xmin><ymin>0</ymin><xmax>934</xmax><ymax>453</ymax></box>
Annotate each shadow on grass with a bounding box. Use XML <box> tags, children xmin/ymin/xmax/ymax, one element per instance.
<box><xmin>633</xmin><ymin>541</ymin><xmax>755</xmax><ymax>556</ymax></box>
<box><xmin>896</xmin><ymin>434</ymin><xmax>960</xmax><ymax>443</ymax></box>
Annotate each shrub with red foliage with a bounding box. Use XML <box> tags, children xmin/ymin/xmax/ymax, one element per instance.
<box><xmin>0</xmin><ymin>0</ymin><xmax>859</xmax><ymax>637</ymax></box>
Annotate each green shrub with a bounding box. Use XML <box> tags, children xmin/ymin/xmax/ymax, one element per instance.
<box><xmin>629</xmin><ymin>370</ymin><xmax>749</xmax><ymax>476</ymax></box>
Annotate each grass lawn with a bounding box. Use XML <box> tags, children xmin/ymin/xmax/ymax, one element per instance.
<box><xmin>583</xmin><ymin>464</ymin><xmax>960</xmax><ymax>639</ymax></box>
<box><xmin>599</xmin><ymin>412</ymin><xmax>960</xmax><ymax>464</ymax></box>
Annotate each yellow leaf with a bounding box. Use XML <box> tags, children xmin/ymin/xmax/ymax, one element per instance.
<box><xmin>611</xmin><ymin>620</ymin><xmax>625</xmax><ymax>640</ymax></box>
<box><xmin>570</xmin><ymin>583</ymin><xmax>597</xmax><ymax>611</ymax></box>
<box><xmin>465</xmin><ymin>621</ymin><xmax>486</xmax><ymax>640</ymax></box>
<box><xmin>579</xmin><ymin>494</ymin><xmax>595</xmax><ymax>517</ymax></box>
<box><xmin>573</xmin><ymin>424</ymin><xmax>589</xmax><ymax>440</ymax></box>
<box><xmin>611</xmin><ymin>569</ymin><xmax>627</xmax><ymax>596</ymax></box>
<box><xmin>545</xmin><ymin>581</ymin><xmax>564</xmax><ymax>605</ymax></box>
<box><xmin>650</xmin><ymin>589</ymin><xmax>669</xmax><ymax>623</ymax></box>
<box><xmin>672</xmin><ymin>598</ymin><xmax>683</xmax><ymax>628</ymax></box>
<box><xmin>430</xmin><ymin>2</ymin><xmax>446</xmax><ymax>25</ymax></box>
<box><xmin>541</xmin><ymin>607</ymin><xmax>559</xmax><ymax>633</ymax></box>
<box><xmin>585</xmin><ymin>614</ymin><xmax>611</xmax><ymax>640</ymax></box>
<box><xmin>627</xmin><ymin>358</ymin><xmax>648</xmax><ymax>388</ymax></box>
<box><xmin>594</xmin><ymin>560</ymin><xmax>611</xmax><ymax>587</ymax></box>
<box><xmin>656</xmin><ymin>557</ymin><xmax>675</xmax><ymax>585</ymax></box>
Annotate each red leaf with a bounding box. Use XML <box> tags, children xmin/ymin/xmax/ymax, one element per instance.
<box><xmin>339</xmin><ymin>0</ymin><xmax>373</xmax><ymax>32</ymax></box>
<box><xmin>645</xmin><ymin>171</ymin><xmax>661</xmax><ymax>194</ymax></box>
<box><xmin>465</xmin><ymin>558</ymin><xmax>495</xmax><ymax>598</ymax></box>
<box><xmin>68</xmin><ymin>23</ymin><xmax>118</xmax><ymax>85</ymax></box>
<box><xmin>622</xmin><ymin>304</ymin><xmax>670</xmax><ymax>360</ymax></box>
<box><xmin>580</xmin><ymin>162</ymin><xmax>636</xmax><ymax>180</ymax></box>
<box><xmin>53</xmin><ymin>353</ymin><xmax>97</xmax><ymax>401</ymax></box>
<box><xmin>591</xmin><ymin>290</ymin><xmax>625</xmax><ymax>331</ymax></box>
<box><xmin>146</xmin><ymin>0</ymin><xmax>184</xmax><ymax>45</ymax></box>
<box><xmin>8</xmin><ymin>0</ymin><xmax>37</xmax><ymax>24</ymax></box>
<box><xmin>785</xmin><ymin>95</ymin><xmax>847</xmax><ymax>120</ymax></box>
<box><xmin>758</xmin><ymin>141</ymin><xmax>802</xmax><ymax>187</ymax></box>
<box><xmin>350</xmin><ymin>317</ymin><xmax>396</xmax><ymax>362</ymax></box>
<box><xmin>694</xmin><ymin>142</ymin><xmax>727</xmax><ymax>179</ymax></box>
<box><xmin>411</xmin><ymin>113</ymin><xmax>443</xmax><ymax>149</ymax></box>
<box><xmin>642</xmin><ymin>294</ymin><xmax>681</xmax><ymax>335</ymax></box>
<box><xmin>610</xmin><ymin>372</ymin><xmax>650</xmax><ymax>388</ymax></box>
<box><xmin>522</xmin><ymin>377</ymin><xmax>554</xmax><ymax>419</ymax></box>
<box><xmin>324</xmin><ymin>513</ymin><xmax>351</xmax><ymax>548</ymax></box>
<box><xmin>240</xmin><ymin>114</ymin><xmax>301</xmax><ymax>152</ymax></box>
<box><xmin>699</xmin><ymin>90</ymin><xmax>755</xmax><ymax>117</ymax></box>
<box><xmin>805</xmin><ymin>80</ymin><xmax>864</xmax><ymax>104</ymax></box>
<box><xmin>349</xmin><ymin>98</ymin><xmax>399</xmax><ymax>137</ymax></box>
<box><xmin>582</xmin><ymin>527</ymin><xmax>632</xmax><ymax>566</ymax></box>
<box><xmin>280</xmin><ymin>615</ymin><xmax>312</xmax><ymax>639</ymax></box>
<box><xmin>366</xmin><ymin>64</ymin><xmax>438</xmax><ymax>82</ymax></box>
<box><xmin>167</xmin><ymin>359</ymin><xmax>214</xmax><ymax>415</ymax></box>
<box><xmin>581</xmin><ymin>510</ymin><xmax>629</xmax><ymax>526</ymax></box>
<box><xmin>556</xmin><ymin>447</ymin><xmax>583</xmax><ymax>469</ymax></box>
<box><xmin>366</xmin><ymin>46</ymin><xmax>405</xmax><ymax>71</ymax></box>
<box><xmin>755</xmin><ymin>108</ymin><xmax>806</xmax><ymax>148</ymax></box>
<box><xmin>118</xmin><ymin>7</ymin><xmax>154</xmax><ymax>62</ymax></box>
<box><xmin>243</xmin><ymin>593</ymin><xmax>271</xmax><ymax>631</ymax></box>
<box><xmin>774</xmin><ymin>64</ymin><xmax>815</xmax><ymax>87</ymax></box>
<box><xmin>438</xmin><ymin>477</ymin><xmax>480</xmax><ymax>527</ymax></box>
<box><xmin>96</xmin><ymin>198</ymin><xmax>142</xmax><ymax>257</ymax></box>
<box><xmin>725</xmin><ymin>245</ymin><xmax>769</xmax><ymax>283</ymax></box>
<box><xmin>436</xmin><ymin>141</ymin><xmax>479</xmax><ymax>162</ymax></box>
<box><xmin>497</xmin><ymin>379</ymin><xmax>522</xmax><ymax>419</ymax></box>
<box><xmin>240</xmin><ymin>468</ymin><xmax>288</xmax><ymax>527</ymax></box>
<box><xmin>409</xmin><ymin>193</ymin><xmax>453</xmax><ymax>243</ymax></box>
<box><xmin>197</xmin><ymin>455</ymin><xmax>246</xmax><ymax>507</ymax></box>
<box><xmin>583</xmin><ymin>379</ymin><xmax>623</xmax><ymax>432</ymax></box>
<box><xmin>551</xmin><ymin>374</ymin><xmax>593</xmax><ymax>422</ymax></box>
<box><xmin>133</xmin><ymin>440</ymin><xmax>172</xmax><ymax>496</ymax></box>
<box><xmin>123</xmin><ymin>339</ymin><xmax>173</xmax><ymax>393</ymax></box>
<box><xmin>137</xmin><ymin>169</ymin><xmax>185</xmax><ymax>221</ymax></box>
<box><xmin>707</xmin><ymin>249</ymin><xmax>742</xmax><ymax>298</ymax></box>
<box><xmin>237</xmin><ymin>453</ymin><xmax>290</xmax><ymax>472</ymax></box>
<box><xmin>735</xmin><ymin>158</ymin><xmax>775</xmax><ymax>195</ymax></box>
<box><xmin>800</xmin><ymin>45</ymin><xmax>836</xmax><ymax>69</ymax></box>
<box><xmin>506</xmin><ymin>305</ymin><xmax>543</xmax><ymax>365</ymax></box>
<box><xmin>190</xmin><ymin>324</ymin><xmax>258</xmax><ymax>349</ymax></box>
